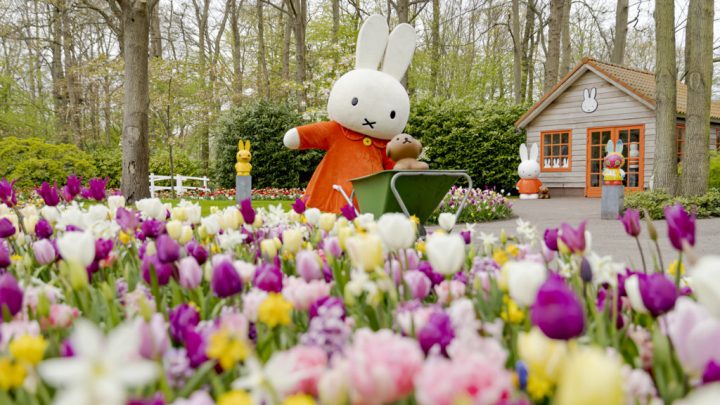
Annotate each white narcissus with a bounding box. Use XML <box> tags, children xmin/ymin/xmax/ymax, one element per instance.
<box><xmin>376</xmin><ymin>213</ymin><xmax>416</xmax><ymax>251</ymax></box>
<box><xmin>689</xmin><ymin>256</ymin><xmax>720</xmax><ymax>318</ymax></box>
<box><xmin>426</xmin><ymin>233</ymin><xmax>465</xmax><ymax>275</ymax></box>
<box><xmin>57</xmin><ymin>231</ymin><xmax>96</xmax><ymax>268</ymax></box>
<box><xmin>504</xmin><ymin>260</ymin><xmax>547</xmax><ymax>307</ymax></box>
<box><xmin>38</xmin><ymin>320</ymin><xmax>158</xmax><ymax>405</ymax></box>
<box><xmin>135</xmin><ymin>198</ymin><xmax>165</xmax><ymax>220</ymax></box>
<box><xmin>438</xmin><ymin>212</ymin><xmax>456</xmax><ymax>232</ymax></box>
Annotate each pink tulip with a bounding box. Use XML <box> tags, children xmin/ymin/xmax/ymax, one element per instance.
<box><xmin>663</xmin><ymin>297</ymin><xmax>720</xmax><ymax>376</ymax></box>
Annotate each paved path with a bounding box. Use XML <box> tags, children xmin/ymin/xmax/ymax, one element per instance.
<box><xmin>469</xmin><ymin>198</ymin><xmax>720</xmax><ymax>268</ymax></box>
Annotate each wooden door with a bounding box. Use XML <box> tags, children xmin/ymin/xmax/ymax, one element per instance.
<box><xmin>586</xmin><ymin>125</ymin><xmax>644</xmax><ymax>197</ymax></box>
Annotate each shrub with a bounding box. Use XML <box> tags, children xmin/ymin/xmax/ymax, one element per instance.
<box><xmin>429</xmin><ymin>187</ymin><xmax>513</xmax><ymax>223</ymax></box>
<box><xmin>0</xmin><ymin>137</ymin><xmax>96</xmax><ymax>187</ymax></box>
<box><xmin>89</xmin><ymin>147</ymin><xmax>123</xmax><ymax>189</ymax></box>
<box><xmin>625</xmin><ymin>188</ymin><xmax>720</xmax><ymax>219</ymax></box>
<box><xmin>710</xmin><ymin>152</ymin><xmax>720</xmax><ymax>189</ymax></box>
<box><xmin>212</xmin><ymin>101</ymin><xmax>323</xmax><ymax>189</ymax></box>
<box><xmin>150</xmin><ymin>149</ymin><xmax>203</xmax><ymax>179</ymax></box>
<box><xmin>407</xmin><ymin>98</ymin><xmax>527</xmax><ymax>192</ymax></box>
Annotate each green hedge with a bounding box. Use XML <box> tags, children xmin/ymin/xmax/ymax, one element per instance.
<box><xmin>710</xmin><ymin>152</ymin><xmax>720</xmax><ymax>189</ymax></box>
<box><xmin>212</xmin><ymin>101</ymin><xmax>323</xmax><ymax>189</ymax></box>
<box><xmin>625</xmin><ymin>188</ymin><xmax>720</xmax><ymax>219</ymax></box>
<box><xmin>406</xmin><ymin>98</ymin><xmax>527</xmax><ymax>192</ymax></box>
<box><xmin>0</xmin><ymin>137</ymin><xmax>96</xmax><ymax>187</ymax></box>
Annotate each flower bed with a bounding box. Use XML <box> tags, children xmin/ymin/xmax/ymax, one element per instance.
<box><xmin>429</xmin><ymin>186</ymin><xmax>513</xmax><ymax>223</ymax></box>
<box><xmin>0</xmin><ymin>176</ymin><xmax>716</xmax><ymax>405</ymax></box>
<box><xmin>154</xmin><ymin>187</ymin><xmax>305</xmax><ymax>201</ymax></box>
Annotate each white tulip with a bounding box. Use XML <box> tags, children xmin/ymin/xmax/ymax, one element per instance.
<box><xmin>426</xmin><ymin>233</ymin><xmax>465</xmax><ymax>275</ymax></box>
<box><xmin>624</xmin><ymin>274</ymin><xmax>649</xmax><ymax>314</ymax></box>
<box><xmin>675</xmin><ymin>383</ymin><xmax>720</xmax><ymax>405</ymax></box>
<box><xmin>304</xmin><ymin>208</ymin><xmax>321</xmax><ymax>226</ymax></box>
<box><xmin>438</xmin><ymin>212</ymin><xmax>457</xmax><ymax>231</ymax></box>
<box><xmin>318</xmin><ymin>213</ymin><xmax>336</xmax><ymax>232</ymax></box>
<box><xmin>376</xmin><ymin>213</ymin><xmax>416</xmax><ymax>251</ymax></box>
<box><xmin>166</xmin><ymin>220</ymin><xmax>183</xmax><ymax>241</ymax></box>
<box><xmin>504</xmin><ymin>261</ymin><xmax>547</xmax><ymax>307</ymax></box>
<box><xmin>689</xmin><ymin>255</ymin><xmax>720</xmax><ymax>318</ymax></box>
<box><xmin>135</xmin><ymin>198</ymin><xmax>165</xmax><ymax>220</ymax></box>
<box><xmin>200</xmin><ymin>215</ymin><xmax>220</xmax><ymax>236</ymax></box>
<box><xmin>40</xmin><ymin>206</ymin><xmax>60</xmax><ymax>223</ymax></box>
<box><xmin>282</xmin><ymin>228</ymin><xmax>303</xmax><ymax>253</ymax></box>
<box><xmin>57</xmin><ymin>231</ymin><xmax>96</xmax><ymax>268</ymax></box>
<box><xmin>107</xmin><ymin>195</ymin><xmax>126</xmax><ymax>213</ymax></box>
<box><xmin>182</xmin><ymin>202</ymin><xmax>202</xmax><ymax>224</ymax></box>
<box><xmin>87</xmin><ymin>204</ymin><xmax>110</xmax><ymax>224</ymax></box>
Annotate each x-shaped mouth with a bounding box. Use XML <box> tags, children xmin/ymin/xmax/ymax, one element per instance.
<box><xmin>362</xmin><ymin>118</ymin><xmax>376</xmax><ymax>129</ymax></box>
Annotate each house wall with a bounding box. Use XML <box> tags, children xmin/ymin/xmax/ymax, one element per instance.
<box><xmin>525</xmin><ymin>71</ymin><xmax>656</xmax><ymax>193</ymax></box>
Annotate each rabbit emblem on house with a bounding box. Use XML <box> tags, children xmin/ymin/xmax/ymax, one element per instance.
<box><xmin>602</xmin><ymin>139</ymin><xmax>625</xmax><ymax>185</ymax></box>
<box><xmin>516</xmin><ymin>143</ymin><xmax>543</xmax><ymax>199</ymax></box>
<box><xmin>581</xmin><ymin>88</ymin><xmax>598</xmax><ymax>113</ymax></box>
<box><xmin>235</xmin><ymin>140</ymin><xmax>252</xmax><ymax>176</ymax></box>
<box><xmin>282</xmin><ymin>15</ymin><xmax>415</xmax><ymax>213</ymax></box>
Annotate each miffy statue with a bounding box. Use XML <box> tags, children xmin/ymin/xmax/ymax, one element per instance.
<box><xmin>602</xmin><ymin>139</ymin><xmax>625</xmax><ymax>185</ymax></box>
<box><xmin>516</xmin><ymin>143</ymin><xmax>542</xmax><ymax>199</ymax></box>
<box><xmin>235</xmin><ymin>140</ymin><xmax>252</xmax><ymax>176</ymax></box>
<box><xmin>581</xmin><ymin>88</ymin><xmax>598</xmax><ymax>113</ymax></box>
<box><xmin>282</xmin><ymin>15</ymin><xmax>415</xmax><ymax>213</ymax></box>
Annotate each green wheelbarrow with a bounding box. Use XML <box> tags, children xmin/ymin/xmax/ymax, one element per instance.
<box><xmin>333</xmin><ymin>170</ymin><xmax>473</xmax><ymax>235</ymax></box>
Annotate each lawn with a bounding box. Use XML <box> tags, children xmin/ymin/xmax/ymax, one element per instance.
<box><xmin>161</xmin><ymin>199</ymin><xmax>293</xmax><ymax>216</ymax></box>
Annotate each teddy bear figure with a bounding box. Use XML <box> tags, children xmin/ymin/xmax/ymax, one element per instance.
<box><xmin>235</xmin><ymin>140</ymin><xmax>252</xmax><ymax>176</ymax></box>
<box><xmin>386</xmin><ymin>134</ymin><xmax>429</xmax><ymax>170</ymax></box>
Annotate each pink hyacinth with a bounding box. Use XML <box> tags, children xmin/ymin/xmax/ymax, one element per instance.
<box><xmin>346</xmin><ymin>328</ymin><xmax>424</xmax><ymax>404</ymax></box>
<box><xmin>414</xmin><ymin>354</ymin><xmax>513</xmax><ymax>405</ymax></box>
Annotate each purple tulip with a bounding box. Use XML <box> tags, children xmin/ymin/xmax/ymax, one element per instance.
<box><xmin>296</xmin><ymin>250</ymin><xmax>322</xmax><ymax>281</ymax></box>
<box><xmin>141</xmin><ymin>219</ymin><xmax>165</xmax><ymax>239</ymax></box>
<box><xmin>36</xmin><ymin>182</ymin><xmax>61</xmax><ymax>207</ymax></box>
<box><xmin>418</xmin><ymin>261</ymin><xmax>444</xmax><ymax>287</ymax></box>
<box><xmin>619</xmin><ymin>208</ymin><xmax>641</xmax><ymax>237</ymax></box>
<box><xmin>0</xmin><ymin>241</ymin><xmax>12</xmax><ymax>268</ymax></box>
<box><xmin>33</xmin><ymin>239</ymin><xmax>56</xmax><ymax>265</ymax></box>
<box><xmin>323</xmin><ymin>237</ymin><xmax>342</xmax><ymax>258</ymax></box>
<box><xmin>543</xmin><ymin>228</ymin><xmax>559</xmax><ymax>251</ymax></box>
<box><xmin>580</xmin><ymin>257</ymin><xmax>593</xmax><ymax>283</ymax></box>
<box><xmin>64</xmin><ymin>175</ymin><xmax>82</xmax><ymax>199</ymax></box>
<box><xmin>531</xmin><ymin>274</ymin><xmax>585</xmax><ymax>340</ymax></box>
<box><xmin>60</xmin><ymin>339</ymin><xmax>75</xmax><ymax>357</ymax></box>
<box><xmin>309</xmin><ymin>296</ymin><xmax>345</xmax><ymax>320</ymax></box>
<box><xmin>94</xmin><ymin>238</ymin><xmax>114</xmax><ymax>262</ymax></box>
<box><xmin>169</xmin><ymin>303</ymin><xmax>200</xmax><ymax>342</ymax></box>
<box><xmin>559</xmin><ymin>221</ymin><xmax>587</xmax><ymax>253</ymax></box>
<box><xmin>184</xmin><ymin>329</ymin><xmax>208</xmax><ymax>368</ymax></box>
<box><xmin>665</xmin><ymin>203</ymin><xmax>696</xmax><ymax>251</ymax></box>
<box><xmin>127</xmin><ymin>394</ymin><xmax>166</xmax><ymax>405</ymax></box>
<box><xmin>239</xmin><ymin>198</ymin><xmax>255</xmax><ymax>225</ymax></box>
<box><xmin>404</xmin><ymin>270</ymin><xmax>431</xmax><ymax>300</ymax></box>
<box><xmin>417</xmin><ymin>311</ymin><xmax>455</xmax><ymax>356</ymax></box>
<box><xmin>211</xmin><ymin>260</ymin><xmax>243</xmax><ymax>298</ymax></box>
<box><xmin>253</xmin><ymin>262</ymin><xmax>283</xmax><ymax>293</ymax></box>
<box><xmin>595</xmin><ymin>288</ymin><xmax>624</xmax><ymax>329</ymax></box>
<box><xmin>0</xmin><ymin>179</ymin><xmax>17</xmax><ymax>207</ymax></box>
<box><xmin>0</xmin><ymin>218</ymin><xmax>16</xmax><ymax>238</ymax></box>
<box><xmin>0</xmin><ymin>273</ymin><xmax>23</xmax><ymax>318</ymax></box>
<box><xmin>340</xmin><ymin>204</ymin><xmax>357</xmax><ymax>221</ymax></box>
<box><xmin>460</xmin><ymin>230</ymin><xmax>472</xmax><ymax>245</ymax></box>
<box><xmin>186</xmin><ymin>242</ymin><xmax>208</xmax><ymax>265</ymax></box>
<box><xmin>142</xmin><ymin>254</ymin><xmax>174</xmax><ymax>286</ymax></box>
<box><xmin>178</xmin><ymin>257</ymin><xmax>202</xmax><ymax>289</ymax></box>
<box><xmin>35</xmin><ymin>218</ymin><xmax>53</xmax><ymax>239</ymax></box>
<box><xmin>156</xmin><ymin>234</ymin><xmax>180</xmax><ymax>264</ymax></box>
<box><xmin>638</xmin><ymin>273</ymin><xmax>677</xmax><ymax>317</ymax></box>
<box><xmin>291</xmin><ymin>198</ymin><xmax>307</xmax><ymax>214</ymax></box>
<box><xmin>86</xmin><ymin>178</ymin><xmax>108</xmax><ymax>201</ymax></box>
<box><xmin>703</xmin><ymin>360</ymin><xmax>720</xmax><ymax>384</ymax></box>
<box><xmin>116</xmin><ymin>207</ymin><xmax>139</xmax><ymax>232</ymax></box>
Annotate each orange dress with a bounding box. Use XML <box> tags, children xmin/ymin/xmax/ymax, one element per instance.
<box><xmin>516</xmin><ymin>178</ymin><xmax>542</xmax><ymax>194</ymax></box>
<box><xmin>298</xmin><ymin>121</ymin><xmax>395</xmax><ymax>213</ymax></box>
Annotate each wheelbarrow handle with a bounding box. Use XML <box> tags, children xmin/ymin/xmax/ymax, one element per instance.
<box><xmin>389</xmin><ymin>171</ymin><xmax>473</xmax><ymax>230</ymax></box>
<box><xmin>332</xmin><ymin>184</ymin><xmax>359</xmax><ymax>216</ymax></box>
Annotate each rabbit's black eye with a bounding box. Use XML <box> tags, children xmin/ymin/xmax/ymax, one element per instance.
<box><xmin>390</xmin><ymin>110</ymin><xmax>396</xmax><ymax>119</ymax></box>
<box><xmin>351</xmin><ymin>97</ymin><xmax>358</xmax><ymax>106</ymax></box>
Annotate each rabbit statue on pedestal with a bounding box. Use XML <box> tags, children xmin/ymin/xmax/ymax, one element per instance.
<box><xmin>282</xmin><ymin>15</ymin><xmax>416</xmax><ymax>213</ymax></box>
<box><xmin>516</xmin><ymin>143</ymin><xmax>543</xmax><ymax>199</ymax></box>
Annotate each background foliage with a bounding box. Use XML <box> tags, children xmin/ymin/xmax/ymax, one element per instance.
<box><xmin>624</xmin><ymin>188</ymin><xmax>720</xmax><ymax>219</ymax></box>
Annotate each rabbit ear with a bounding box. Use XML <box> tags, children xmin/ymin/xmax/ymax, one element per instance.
<box><xmin>519</xmin><ymin>143</ymin><xmax>528</xmax><ymax>161</ymax></box>
<box><xmin>381</xmin><ymin>23</ymin><xmax>416</xmax><ymax>80</ymax></box>
<box><xmin>590</xmin><ymin>88</ymin><xmax>596</xmax><ymax>99</ymax></box>
<box><xmin>606</xmin><ymin>140</ymin><xmax>614</xmax><ymax>154</ymax></box>
<box><xmin>583</xmin><ymin>89</ymin><xmax>589</xmax><ymax>99</ymax></box>
<box><xmin>245</xmin><ymin>140</ymin><xmax>251</xmax><ymax>151</ymax></box>
<box><xmin>530</xmin><ymin>143</ymin><xmax>539</xmax><ymax>162</ymax></box>
<box><xmin>356</xmin><ymin>15</ymin><xmax>389</xmax><ymax>70</ymax></box>
<box><xmin>615</xmin><ymin>139</ymin><xmax>623</xmax><ymax>154</ymax></box>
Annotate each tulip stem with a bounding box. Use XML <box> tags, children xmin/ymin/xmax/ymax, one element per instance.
<box><xmin>634</xmin><ymin>237</ymin><xmax>647</xmax><ymax>273</ymax></box>
<box><xmin>674</xmin><ymin>253</ymin><xmax>683</xmax><ymax>288</ymax></box>
<box><xmin>653</xmin><ymin>240</ymin><xmax>665</xmax><ymax>273</ymax></box>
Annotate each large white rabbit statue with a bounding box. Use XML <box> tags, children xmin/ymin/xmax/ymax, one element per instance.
<box><xmin>282</xmin><ymin>15</ymin><xmax>416</xmax><ymax>213</ymax></box>
<box><xmin>516</xmin><ymin>143</ymin><xmax>543</xmax><ymax>199</ymax></box>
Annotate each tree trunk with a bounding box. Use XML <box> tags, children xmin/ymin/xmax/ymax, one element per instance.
<box><xmin>652</xmin><ymin>0</ymin><xmax>678</xmax><ymax>194</ymax></box>
<box><xmin>559</xmin><ymin>0</ymin><xmax>572</xmax><ymax>76</ymax></box>
<box><xmin>511</xmin><ymin>0</ymin><xmax>522</xmax><ymax>103</ymax></box>
<box><xmin>150</xmin><ymin>4</ymin><xmax>162</xmax><ymax>58</ymax></box>
<box><xmin>61</xmin><ymin>2</ymin><xmax>83</xmax><ymax>146</ymax></box>
<box><xmin>544</xmin><ymin>0</ymin><xmax>564</xmax><ymax>92</ymax></box>
<box><xmin>120</xmin><ymin>0</ymin><xmax>152</xmax><ymax>202</ymax></box>
<box><xmin>50</xmin><ymin>1</ymin><xmax>69</xmax><ymax>143</ymax></box>
<box><xmin>331</xmin><ymin>0</ymin><xmax>339</xmax><ymax>44</ymax></box>
<box><xmin>282</xmin><ymin>4</ymin><xmax>291</xmax><ymax>82</ymax></box>
<box><xmin>288</xmin><ymin>0</ymin><xmax>308</xmax><ymax>107</ymax></box>
<box><xmin>230</xmin><ymin>0</ymin><xmax>244</xmax><ymax>105</ymax></box>
<box><xmin>196</xmin><ymin>0</ymin><xmax>210</xmax><ymax>176</ymax></box>
<box><xmin>680</xmin><ymin>0</ymin><xmax>714</xmax><ymax>196</ymax></box>
<box><xmin>520</xmin><ymin>0</ymin><xmax>535</xmax><ymax>103</ymax></box>
<box><xmin>396</xmin><ymin>0</ymin><xmax>409</xmax><ymax>24</ymax></box>
<box><xmin>611</xmin><ymin>0</ymin><xmax>628</xmax><ymax>64</ymax></box>
<box><xmin>256</xmin><ymin>0</ymin><xmax>270</xmax><ymax>97</ymax></box>
<box><xmin>430</xmin><ymin>0</ymin><xmax>441</xmax><ymax>97</ymax></box>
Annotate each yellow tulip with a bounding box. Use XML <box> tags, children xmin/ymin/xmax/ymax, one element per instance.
<box><xmin>555</xmin><ymin>347</ymin><xmax>624</xmax><ymax>405</ymax></box>
<box><xmin>282</xmin><ymin>228</ymin><xmax>303</xmax><ymax>254</ymax></box>
<box><xmin>0</xmin><ymin>357</ymin><xmax>26</xmax><ymax>390</ymax></box>
<box><xmin>258</xmin><ymin>293</ymin><xmax>293</xmax><ymax>327</ymax></box>
<box><xmin>260</xmin><ymin>239</ymin><xmax>278</xmax><ymax>259</ymax></box>
<box><xmin>206</xmin><ymin>329</ymin><xmax>249</xmax><ymax>371</ymax></box>
<box><xmin>282</xmin><ymin>394</ymin><xmax>316</xmax><ymax>405</ymax></box>
<box><xmin>346</xmin><ymin>234</ymin><xmax>383</xmax><ymax>272</ymax></box>
<box><xmin>217</xmin><ymin>390</ymin><xmax>252</xmax><ymax>405</ymax></box>
<box><xmin>171</xmin><ymin>206</ymin><xmax>188</xmax><ymax>222</ymax></box>
<box><xmin>518</xmin><ymin>328</ymin><xmax>567</xmax><ymax>387</ymax></box>
<box><xmin>166</xmin><ymin>220</ymin><xmax>183</xmax><ymax>241</ymax></box>
<box><xmin>9</xmin><ymin>334</ymin><xmax>48</xmax><ymax>366</ymax></box>
<box><xmin>318</xmin><ymin>213</ymin><xmax>336</xmax><ymax>232</ymax></box>
<box><xmin>179</xmin><ymin>225</ymin><xmax>194</xmax><ymax>245</ymax></box>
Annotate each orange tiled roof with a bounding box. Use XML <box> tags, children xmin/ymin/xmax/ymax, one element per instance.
<box><xmin>515</xmin><ymin>57</ymin><xmax>720</xmax><ymax>127</ymax></box>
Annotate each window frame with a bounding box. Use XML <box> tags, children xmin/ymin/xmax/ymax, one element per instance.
<box><xmin>676</xmin><ymin>124</ymin><xmax>685</xmax><ymax>161</ymax></box>
<box><xmin>539</xmin><ymin>129</ymin><xmax>573</xmax><ymax>172</ymax></box>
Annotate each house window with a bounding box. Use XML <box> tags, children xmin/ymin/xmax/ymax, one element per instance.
<box><xmin>540</xmin><ymin>130</ymin><xmax>572</xmax><ymax>172</ymax></box>
<box><xmin>677</xmin><ymin>125</ymin><xmax>685</xmax><ymax>161</ymax></box>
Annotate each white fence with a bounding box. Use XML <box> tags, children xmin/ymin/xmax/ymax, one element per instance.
<box><xmin>149</xmin><ymin>174</ymin><xmax>210</xmax><ymax>198</ymax></box>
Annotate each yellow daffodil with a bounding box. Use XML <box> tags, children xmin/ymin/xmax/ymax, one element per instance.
<box><xmin>668</xmin><ymin>259</ymin><xmax>685</xmax><ymax>277</ymax></box>
<box><xmin>217</xmin><ymin>390</ymin><xmax>253</xmax><ymax>405</ymax></box>
<box><xmin>118</xmin><ymin>231</ymin><xmax>132</xmax><ymax>245</ymax></box>
<box><xmin>415</xmin><ymin>240</ymin><xmax>426</xmax><ymax>254</ymax></box>
<box><xmin>500</xmin><ymin>295</ymin><xmax>525</xmax><ymax>324</ymax></box>
<box><xmin>506</xmin><ymin>244</ymin><xmax>520</xmax><ymax>257</ymax></box>
<box><xmin>0</xmin><ymin>357</ymin><xmax>26</xmax><ymax>390</ymax></box>
<box><xmin>258</xmin><ymin>293</ymin><xmax>293</xmax><ymax>327</ymax></box>
<box><xmin>206</xmin><ymin>329</ymin><xmax>249</xmax><ymax>371</ymax></box>
<box><xmin>9</xmin><ymin>334</ymin><xmax>48</xmax><ymax>366</ymax></box>
<box><xmin>527</xmin><ymin>374</ymin><xmax>554</xmax><ymax>400</ymax></box>
<box><xmin>282</xmin><ymin>394</ymin><xmax>316</xmax><ymax>405</ymax></box>
<box><xmin>493</xmin><ymin>249</ymin><xmax>509</xmax><ymax>266</ymax></box>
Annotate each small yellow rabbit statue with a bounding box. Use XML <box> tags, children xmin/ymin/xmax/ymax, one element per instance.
<box><xmin>235</xmin><ymin>140</ymin><xmax>252</xmax><ymax>176</ymax></box>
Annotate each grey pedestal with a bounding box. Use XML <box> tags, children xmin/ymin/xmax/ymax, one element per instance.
<box><xmin>601</xmin><ymin>185</ymin><xmax>624</xmax><ymax>220</ymax></box>
<box><xmin>236</xmin><ymin>176</ymin><xmax>252</xmax><ymax>204</ymax></box>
